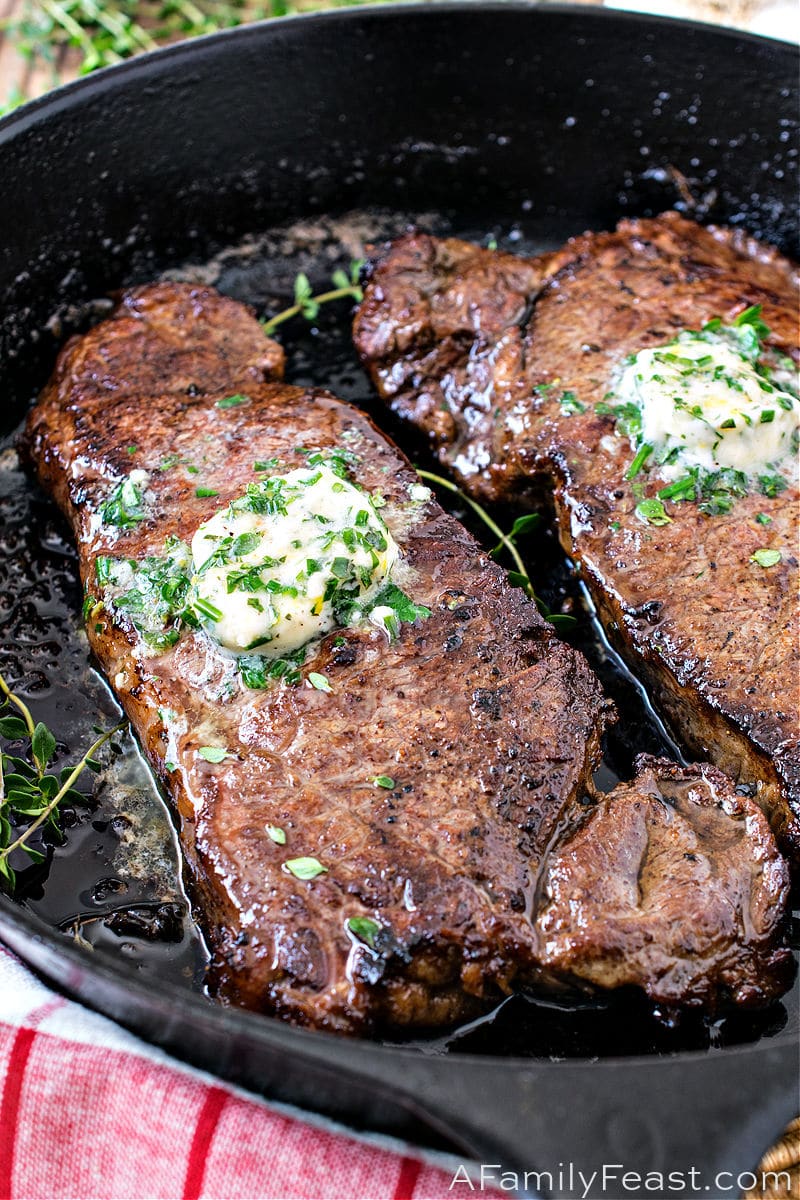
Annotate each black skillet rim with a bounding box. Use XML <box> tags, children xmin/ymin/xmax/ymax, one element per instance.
<box><xmin>0</xmin><ymin>0</ymin><xmax>797</xmax><ymax>1076</ymax></box>
<box><xmin>0</xmin><ymin>896</ymin><xmax>795</xmax><ymax>1072</ymax></box>
<box><xmin>0</xmin><ymin>0</ymin><xmax>797</xmax><ymax>142</ymax></box>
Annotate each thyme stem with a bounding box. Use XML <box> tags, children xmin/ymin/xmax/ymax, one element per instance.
<box><xmin>0</xmin><ymin>673</ymin><xmax>36</xmax><ymax>739</ymax></box>
<box><xmin>0</xmin><ymin>720</ymin><xmax>125</xmax><ymax>871</ymax></box>
<box><xmin>261</xmin><ymin>283</ymin><xmax>363</xmax><ymax>336</ymax></box>
<box><xmin>414</xmin><ymin>469</ymin><xmax>575</xmax><ymax>631</ymax></box>
<box><xmin>415</xmin><ymin>469</ymin><xmax>535</xmax><ymax>599</ymax></box>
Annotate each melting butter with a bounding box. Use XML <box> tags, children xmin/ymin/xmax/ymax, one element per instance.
<box><xmin>190</xmin><ymin>463</ymin><xmax>398</xmax><ymax>654</ymax></box>
<box><xmin>615</xmin><ymin>333</ymin><xmax>799</xmax><ymax>481</ymax></box>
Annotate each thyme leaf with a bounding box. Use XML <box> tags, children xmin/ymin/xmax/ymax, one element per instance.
<box><xmin>347</xmin><ymin>916</ymin><xmax>381</xmax><ymax>947</ymax></box>
<box><xmin>750</xmin><ymin>548</ymin><xmax>781</xmax><ymax>568</ymax></box>
<box><xmin>414</xmin><ymin>469</ymin><xmax>574</xmax><ymax>631</ymax></box>
<box><xmin>261</xmin><ymin>260</ymin><xmax>364</xmax><ymax>336</ymax></box>
<box><xmin>283</xmin><ymin>856</ymin><xmax>327</xmax><ymax>881</ymax></box>
<box><xmin>0</xmin><ymin>671</ymin><xmax>124</xmax><ymax>890</ymax></box>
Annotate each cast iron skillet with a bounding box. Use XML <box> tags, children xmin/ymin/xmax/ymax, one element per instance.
<box><xmin>0</xmin><ymin>6</ymin><xmax>798</xmax><ymax>1196</ymax></box>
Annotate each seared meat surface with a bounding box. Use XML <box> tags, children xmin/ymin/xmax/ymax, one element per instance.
<box><xmin>535</xmin><ymin>757</ymin><xmax>791</xmax><ymax>1009</ymax></box>
<box><xmin>24</xmin><ymin>282</ymin><xmax>793</xmax><ymax>1032</ymax></box>
<box><xmin>354</xmin><ymin>213</ymin><xmax>800</xmax><ymax>861</ymax></box>
<box><xmin>48</xmin><ymin>281</ymin><xmax>285</xmax><ymax>410</ymax></box>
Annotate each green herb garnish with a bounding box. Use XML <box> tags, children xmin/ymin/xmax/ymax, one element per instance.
<box><xmin>308</xmin><ymin>672</ymin><xmax>332</xmax><ymax>693</ymax></box>
<box><xmin>559</xmin><ymin>391</ymin><xmax>586</xmax><ymax>416</ymax></box>
<box><xmin>656</xmin><ymin>467</ymin><xmax>749</xmax><ymax>517</ymax></box>
<box><xmin>266</xmin><ymin>825</ymin><xmax>287</xmax><ymax>845</ymax></box>
<box><xmin>373</xmin><ymin>775</ymin><xmax>395</xmax><ymax>789</ymax></box>
<box><xmin>0</xmin><ymin>671</ymin><xmax>123</xmax><ymax>890</ymax></box>
<box><xmin>101</xmin><ymin>540</ymin><xmax>197</xmax><ymax>648</ymax></box>
<box><xmin>261</xmin><ymin>260</ymin><xmax>364</xmax><ymax>336</ymax></box>
<box><xmin>625</xmin><ymin>442</ymin><xmax>653</xmax><ymax>481</ymax></box>
<box><xmin>750</xmin><ymin>548</ymin><xmax>782</xmax><ymax>568</ymax></box>
<box><xmin>100</xmin><ymin>476</ymin><xmax>145</xmax><ymax>528</ymax></box>
<box><xmin>283</xmin><ymin>856</ymin><xmax>327</xmax><ymax>881</ymax></box>
<box><xmin>197</xmin><ymin>746</ymin><xmax>228</xmax><ymax>763</ymax></box>
<box><xmin>193</xmin><ymin>596</ymin><xmax>223</xmax><ymax>623</ymax></box>
<box><xmin>233</xmin><ymin>478</ymin><xmax>288</xmax><ymax>518</ymax></box>
<box><xmin>758</xmin><ymin>474</ymin><xmax>788</xmax><ymax>500</ymax></box>
<box><xmin>731</xmin><ymin>303</ymin><xmax>771</xmax><ymax>345</ymax></box>
<box><xmin>347</xmin><ymin>916</ymin><xmax>381</xmax><ymax>947</ymax></box>
<box><xmin>595</xmin><ymin>399</ymin><xmax>642</xmax><ymax>440</ymax></box>
<box><xmin>368</xmin><ymin>583</ymin><xmax>430</xmax><ymax>628</ymax></box>
<box><xmin>414</xmin><ymin>470</ymin><xmax>573</xmax><ymax>630</ymax></box>
<box><xmin>635</xmin><ymin>498</ymin><xmax>672</xmax><ymax>526</ymax></box>
<box><xmin>237</xmin><ymin>648</ymin><xmax>306</xmax><ymax>690</ymax></box>
<box><xmin>216</xmin><ymin>394</ymin><xmax>249</xmax><ymax>410</ymax></box>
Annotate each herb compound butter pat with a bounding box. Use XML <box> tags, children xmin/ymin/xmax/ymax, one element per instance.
<box><xmin>616</xmin><ymin>334</ymin><xmax>799</xmax><ymax>481</ymax></box>
<box><xmin>190</xmin><ymin>462</ymin><xmax>399</xmax><ymax>654</ymax></box>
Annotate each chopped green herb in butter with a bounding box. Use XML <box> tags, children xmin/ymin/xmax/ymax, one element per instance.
<box><xmin>93</xmin><ymin>452</ymin><xmax>431</xmax><ymax>676</ymax></box>
<box><xmin>100</xmin><ymin>471</ymin><xmax>148</xmax><ymax>528</ymax></box>
<box><xmin>600</xmin><ymin>307</ymin><xmax>798</xmax><ymax>520</ymax></box>
<box><xmin>190</xmin><ymin>460</ymin><xmax>400</xmax><ymax>654</ymax></box>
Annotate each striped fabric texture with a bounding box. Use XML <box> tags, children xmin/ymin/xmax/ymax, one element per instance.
<box><xmin>0</xmin><ymin>947</ymin><xmax>477</xmax><ymax>1200</ymax></box>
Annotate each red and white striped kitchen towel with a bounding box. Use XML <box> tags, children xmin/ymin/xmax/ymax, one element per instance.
<box><xmin>0</xmin><ymin>945</ymin><xmax>484</xmax><ymax>1200</ymax></box>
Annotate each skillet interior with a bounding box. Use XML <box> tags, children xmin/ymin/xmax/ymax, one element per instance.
<box><xmin>0</xmin><ymin>5</ymin><xmax>797</xmax><ymax>1192</ymax></box>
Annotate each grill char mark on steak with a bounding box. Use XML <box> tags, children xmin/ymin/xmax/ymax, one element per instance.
<box><xmin>353</xmin><ymin>213</ymin><xmax>800</xmax><ymax>863</ymax></box>
<box><xmin>23</xmin><ymin>282</ymin><xmax>793</xmax><ymax>1032</ymax></box>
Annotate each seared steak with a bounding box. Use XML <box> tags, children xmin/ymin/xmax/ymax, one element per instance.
<box><xmin>24</xmin><ymin>283</ymin><xmax>792</xmax><ymax>1032</ymax></box>
<box><xmin>535</xmin><ymin>757</ymin><xmax>791</xmax><ymax>1009</ymax></box>
<box><xmin>47</xmin><ymin>281</ymin><xmax>285</xmax><ymax>410</ymax></box>
<box><xmin>354</xmin><ymin>213</ymin><xmax>800</xmax><ymax>861</ymax></box>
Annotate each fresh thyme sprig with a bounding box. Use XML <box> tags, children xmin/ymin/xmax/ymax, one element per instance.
<box><xmin>261</xmin><ymin>261</ymin><xmax>364</xmax><ymax>336</ymax></box>
<box><xmin>0</xmin><ymin>671</ymin><xmax>124</xmax><ymax>889</ymax></box>
<box><xmin>414</xmin><ymin>469</ymin><xmax>575</xmax><ymax>630</ymax></box>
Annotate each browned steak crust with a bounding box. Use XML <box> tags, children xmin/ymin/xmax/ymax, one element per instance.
<box><xmin>354</xmin><ymin>213</ymin><xmax>800</xmax><ymax>861</ymax></box>
<box><xmin>47</xmin><ymin>281</ymin><xmax>285</xmax><ymax>412</ymax></box>
<box><xmin>535</xmin><ymin>756</ymin><xmax>792</xmax><ymax>1010</ymax></box>
<box><xmin>24</xmin><ymin>283</ymin><xmax>793</xmax><ymax>1032</ymax></box>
